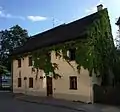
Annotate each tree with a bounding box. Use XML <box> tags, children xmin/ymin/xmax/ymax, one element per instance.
<box><xmin>0</xmin><ymin>25</ymin><xmax>28</xmax><ymax>71</ymax></box>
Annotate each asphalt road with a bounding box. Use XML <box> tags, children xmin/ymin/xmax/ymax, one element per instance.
<box><xmin>0</xmin><ymin>91</ymin><xmax>80</xmax><ymax>112</ymax></box>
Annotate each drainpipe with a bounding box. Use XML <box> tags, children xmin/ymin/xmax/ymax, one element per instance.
<box><xmin>89</xmin><ymin>77</ymin><xmax>94</xmax><ymax>104</ymax></box>
<box><xmin>11</xmin><ymin>60</ymin><xmax>13</xmax><ymax>92</ymax></box>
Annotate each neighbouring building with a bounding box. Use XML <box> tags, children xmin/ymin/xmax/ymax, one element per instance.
<box><xmin>116</xmin><ymin>17</ymin><xmax>120</xmax><ymax>38</ymax></box>
<box><xmin>116</xmin><ymin>17</ymin><xmax>120</xmax><ymax>28</ymax></box>
<box><xmin>2</xmin><ymin>73</ymin><xmax>11</xmax><ymax>89</ymax></box>
<box><xmin>11</xmin><ymin>5</ymin><xmax>112</xmax><ymax>103</ymax></box>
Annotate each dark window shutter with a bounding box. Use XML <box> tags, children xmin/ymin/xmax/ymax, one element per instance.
<box><xmin>29</xmin><ymin>57</ymin><xmax>32</xmax><ymax>66</ymax></box>
<box><xmin>69</xmin><ymin>49</ymin><xmax>76</xmax><ymax>61</ymax></box>
<box><xmin>29</xmin><ymin>77</ymin><xmax>33</xmax><ymax>88</ymax></box>
<box><xmin>18</xmin><ymin>78</ymin><xmax>21</xmax><ymax>87</ymax></box>
<box><xmin>18</xmin><ymin>59</ymin><xmax>21</xmax><ymax>68</ymax></box>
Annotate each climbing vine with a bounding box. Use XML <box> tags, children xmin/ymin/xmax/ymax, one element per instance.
<box><xmin>85</xmin><ymin>9</ymin><xmax>115</xmax><ymax>85</ymax></box>
<box><xmin>14</xmin><ymin>9</ymin><xmax>116</xmax><ymax>85</ymax></box>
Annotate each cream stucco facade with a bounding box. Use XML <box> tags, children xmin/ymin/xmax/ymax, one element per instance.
<box><xmin>13</xmin><ymin>51</ymin><xmax>94</xmax><ymax>103</ymax></box>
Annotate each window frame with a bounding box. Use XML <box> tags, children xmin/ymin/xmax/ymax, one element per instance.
<box><xmin>69</xmin><ymin>76</ymin><xmax>77</xmax><ymax>90</ymax></box>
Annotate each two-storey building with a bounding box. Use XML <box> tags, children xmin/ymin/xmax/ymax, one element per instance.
<box><xmin>11</xmin><ymin>5</ymin><xmax>112</xmax><ymax>103</ymax></box>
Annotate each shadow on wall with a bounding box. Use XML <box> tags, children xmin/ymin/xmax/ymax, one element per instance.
<box><xmin>93</xmin><ymin>84</ymin><xmax>120</xmax><ymax>105</ymax></box>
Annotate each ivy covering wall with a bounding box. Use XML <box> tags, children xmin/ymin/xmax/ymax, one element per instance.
<box><xmin>15</xmin><ymin>9</ymin><xmax>116</xmax><ymax>85</ymax></box>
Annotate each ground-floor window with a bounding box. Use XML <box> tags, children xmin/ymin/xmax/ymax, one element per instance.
<box><xmin>69</xmin><ymin>76</ymin><xmax>77</xmax><ymax>90</ymax></box>
<box><xmin>29</xmin><ymin>77</ymin><xmax>33</xmax><ymax>88</ymax></box>
<box><xmin>18</xmin><ymin>78</ymin><xmax>21</xmax><ymax>87</ymax></box>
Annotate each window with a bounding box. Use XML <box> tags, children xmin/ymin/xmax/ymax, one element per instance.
<box><xmin>29</xmin><ymin>77</ymin><xmax>33</xmax><ymax>88</ymax></box>
<box><xmin>18</xmin><ymin>78</ymin><xmax>21</xmax><ymax>87</ymax></box>
<box><xmin>28</xmin><ymin>57</ymin><xmax>32</xmax><ymax>66</ymax></box>
<box><xmin>18</xmin><ymin>59</ymin><xmax>21</xmax><ymax>68</ymax></box>
<box><xmin>69</xmin><ymin>76</ymin><xmax>77</xmax><ymax>90</ymax></box>
<box><xmin>24</xmin><ymin>77</ymin><xmax>27</xmax><ymax>80</ymax></box>
<box><xmin>69</xmin><ymin>49</ymin><xmax>76</xmax><ymax>61</ymax></box>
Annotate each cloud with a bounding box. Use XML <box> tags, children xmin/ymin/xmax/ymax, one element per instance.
<box><xmin>0</xmin><ymin>6</ymin><xmax>47</xmax><ymax>22</ymax></box>
<box><xmin>27</xmin><ymin>16</ymin><xmax>47</xmax><ymax>22</ymax></box>
<box><xmin>0</xmin><ymin>7</ymin><xmax>25</xmax><ymax>20</ymax></box>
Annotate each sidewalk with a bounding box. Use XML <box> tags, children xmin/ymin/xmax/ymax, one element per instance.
<box><xmin>15</xmin><ymin>93</ymin><xmax>120</xmax><ymax>112</ymax></box>
<box><xmin>15</xmin><ymin>94</ymin><xmax>86</xmax><ymax>112</ymax></box>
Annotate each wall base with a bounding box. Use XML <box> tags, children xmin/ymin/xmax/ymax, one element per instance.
<box><xmin>53</xmin><ymin>92</ymin><xmax>91</xmax><ymax>103</ymax></box>
<box><xmin>13</xmin><ymin>88</ymin><xmax>46</xmax><ymax>97</ymax></box>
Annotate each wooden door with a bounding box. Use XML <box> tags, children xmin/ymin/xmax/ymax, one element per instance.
<box><xmin>46</xmin><ymin>76</ymin><xmax>53</xmax><ymax>96</ymax></box>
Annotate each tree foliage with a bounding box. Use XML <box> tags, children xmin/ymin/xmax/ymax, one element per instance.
<box><xmin>0</xmin><ymin>64</ymin><xmax>8</xmax><ymax>75</ymax></box>
<box><xmin>0</xmin><ymin>25</ymin><xmax>28</xmax><ymax>71</ymax></box>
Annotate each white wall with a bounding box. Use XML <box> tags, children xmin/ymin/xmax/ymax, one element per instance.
<box><xmin>13</xmin><ymin>56</ymin><xmax>46</xmax><ymax>96</ymax></box>
<box><xmin>13</xmin><ymin>51</ymin><xmax>93</xmax><ymax>102</ymax></box>
<box><xmin>51</xmin><ymin>51</ymin><xmax>92</xmax><ymax>102</ymax></box>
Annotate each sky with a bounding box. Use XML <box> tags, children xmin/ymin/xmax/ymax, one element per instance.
<box><xmin>0</xmin><ymin>0</ymin><xmax>120</xmax><ymax>39</ymax></box>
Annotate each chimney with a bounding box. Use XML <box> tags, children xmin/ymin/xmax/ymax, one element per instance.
<box><xmin>97</xmin><ymin>4</ymin><xmax>103</xmax><ymax>11</ymax></box>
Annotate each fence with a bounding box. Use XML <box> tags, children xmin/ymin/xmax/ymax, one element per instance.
<box><xmin>93</xmin><ymin>84</ymin><xmax>120</xmax><ymax>105</ymax></box>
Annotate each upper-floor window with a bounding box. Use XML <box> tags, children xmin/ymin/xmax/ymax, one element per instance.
<box><xmin>69</xmin><ymin>76</ymin><xmax>77</xmax><ymax>90</ymax></box>
<box><xmin>28</xmin><ymin>56</ymin><xmax>32</xmax><ymax>66</ymax></box>
<box><xmin>17</xmin><ymin>59</ymin><xmax>21</xmax><ymax>68</ymax></box>
<box><xmin>68</xmin><ymin>49</ymin><xmax>76</xmax><ymax>61</ymax></box>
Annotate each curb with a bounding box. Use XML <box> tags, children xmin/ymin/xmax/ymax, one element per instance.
<box><xmin>16</xmin><ymin>97</ymin><xmax>87</xmax><ymax>112</ymax></box>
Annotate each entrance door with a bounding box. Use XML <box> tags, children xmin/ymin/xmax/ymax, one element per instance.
<box><xmin>46</xmin><ymin>76</ymin><xmax>53</xmax><ymax>96</ymax></box>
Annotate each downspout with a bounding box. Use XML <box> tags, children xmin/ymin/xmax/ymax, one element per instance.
<box><xmin>11</xmin><ymin>57</ymin><xmax>13</xmax><ymax>92</ymax></box>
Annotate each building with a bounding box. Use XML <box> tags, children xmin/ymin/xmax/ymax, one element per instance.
<box><xmin>11</xmin><ymin>5</ymin><xmax>112</xmax><ymax>103</ymax></box>
<box><xmin>116</xmin><ymin>17</ymin><xmax>120</xmax><ymax>27</ymax></box>
<box><xmin>116</xmin><ymin>17</ymin><xmax>120</xmax><ymax>38</ymax></box>
<box><xmin>2</xmin><ymin>73</ymin><xmax>11</xmax><ymax>89</ymax></box>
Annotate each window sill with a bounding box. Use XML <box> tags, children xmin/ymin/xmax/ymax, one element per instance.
<box><xmin>69</xmin><ymin>88</ymin><xmax>77</xmax><ymax>90</ymax></box>
<box><xmin>29</xmin><ymin>87</ymin><xmax>33</xmax><ymax>88</ymax></box>
<box><xmin>28</xmin><ymin>66</ymin><xmax>33</xmax><ymax>67</ymax></box>
<box><xmin>69</xmin><ymin>60</ymin><xmax>75</xmax><ymax>62</ymax></box>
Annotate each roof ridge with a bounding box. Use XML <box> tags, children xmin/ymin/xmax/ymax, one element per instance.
<box><xmin>67</xmin><ymin>8</ymin><xmax>107</xmax><ymax>24</ymax></box>
<box><xmin>12</xmin><ymin>8</ymin><xmax>107</xmax><ymax>55</ymax></box>
<box><xmin>31</xmin><ymin>24</ymin><xmax>66</xmax><ymax>39</ymax></box>
<box><xmin>30</xmin><ymin>8</ymin><xmax>107</xmax><ymax>39</ymax></box>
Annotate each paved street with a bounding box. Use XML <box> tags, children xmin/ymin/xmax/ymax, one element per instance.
<box><xmin>0</xmin><ymin>91</ymin><xmax>81</xmax><ymax>112</ymax></box>
<box><xmin>0</xmin><ymin>91</ymin><xmax>120</xmax><ymax>112</ymax></box>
